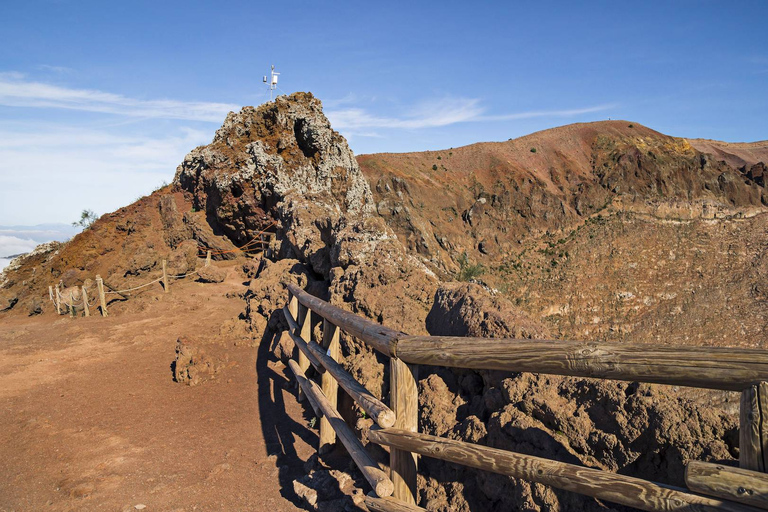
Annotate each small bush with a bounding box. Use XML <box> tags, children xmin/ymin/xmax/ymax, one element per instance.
<box><xmin>456</xmin><ymin>253</ymin><xmax>484</xmax><ymax>282</ymax></box>
<box><xmin>530</xmin><ymin>148</ymin><xmax>537</xmax><ymax>153</ymax></box>
<box><xmin>628</xmin><ymin>124</ymin><xmax>634</xmax><ymax>128</ymax></box>
<box><xmin>432</xmin><ymin>164</ymin><xmax>438</xmax><ymax>171</ymax></box>
<box><xmin>72</xmin><ymin>209</ymin><xmax>98</xmax><ymax>229</ymax></box>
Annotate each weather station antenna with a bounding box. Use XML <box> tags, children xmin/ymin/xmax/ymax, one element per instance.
<box><xmin>263</xmin><ymin>65</ymin><xmax>280</xmax><ymax>101</ymax></box>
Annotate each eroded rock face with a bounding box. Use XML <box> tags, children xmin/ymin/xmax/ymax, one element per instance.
<box><xmin>427</xmin><ymin>282</ymin><xmax>551</xmax><ymax>339</ymax></box>
<box><xmin>175</xmin><ymin>92</ymin><xmax>439</xmax><ymax>375</ymax></box>
<box><xmin>417</xmin><ymin>284</ymin><xmax>738</xmax><ymax>511</ymax></box>
<box><xmin>0</xmin><ymin>92</ymin><xmax>749</xmax><ymax>511</ymax></box>
<box><xmin>174</xmin><ymin>92</ymin><xmax>374</xmax><ymax>276</ymax></box>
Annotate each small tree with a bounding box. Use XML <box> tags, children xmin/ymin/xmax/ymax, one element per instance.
<box><xmin>72</xmin><ymin>209</ymin><xmax>98</xmax><ymax>229</ymax></box>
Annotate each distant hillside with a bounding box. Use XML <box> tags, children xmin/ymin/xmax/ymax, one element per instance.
<box><xmin>357</xmin><ymin>120</ymin><xmax>768</xmax><ymax>347</ymax></box>
<box><xmin>688</xmin><ymin>138</ymin><xmax>768</xmax><ymax>168</ymax></box>
<box><xmin>357</xmin><ymin>120</ymin><xmax>767</xmax><ymax>273</ymax></box>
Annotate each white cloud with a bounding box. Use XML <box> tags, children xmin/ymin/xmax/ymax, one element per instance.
<box><xmin>0</xmin><ymin>225</ymin><xmax>78</xmax><ymax>243</ymax></box>
<box><xmin>479</xmin><ymin>104</ymin><xmax>618</xmax><ymax>121</ymax></box>
<box><xmin>327</xmin><ymin>97</ymin><xmax>615</xmax><ymax>132</ymax></box>
<box><xmin>0</xmin><ymin>235</ymin><xmax>39</xmax><ymax>258</ymax></box>
<box><xmin>37</xmin><ymin>64</ymin><xmax>74</xmax><ymax>74</ymax></box>
<box><xmin>0</xmin><ymin>73</ymin><xmax>238</xmax><ymax>122</ymax></box>
<box><xmin>0</xmin><ymin>125</ymin><xmax>212</xmax><ymax>225</ymax></box>
<box><xmin>328</xmin><ymin>97</ymin><xmax>484</xmax><ymax>130</ymax></box>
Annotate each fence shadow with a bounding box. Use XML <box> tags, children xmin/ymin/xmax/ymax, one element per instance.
<box><xmin>255</xmin><ymin>314</ymin><xmax>319</xmax><ymax>509</ymax></box>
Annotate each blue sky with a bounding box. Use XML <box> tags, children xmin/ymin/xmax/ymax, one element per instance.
<box><xmin>0</xmin><ymin>0</ymin><xmax>766</xmax><ymax>229</ymax></box>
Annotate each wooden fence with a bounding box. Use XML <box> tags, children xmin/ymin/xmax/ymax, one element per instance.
<box><xmin>47</xmin><ymin>223</ymin><xmax>275</xmax><ymax>318</ymax></box>
<box><xmin>283</xmin><ymin>282</ymin><xmax>768</xmax><ymax>512</ymax></box>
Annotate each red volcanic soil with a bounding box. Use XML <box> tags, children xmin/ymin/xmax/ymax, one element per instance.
<box><xmin>688</xmin><ymin>138</ymin><xmax>768</xmax><ymax>168</ymax></box>
<box><xmin>0</xmin><ymin>263</ymin><xmax>315</xmax><ymax>511</ymax></box>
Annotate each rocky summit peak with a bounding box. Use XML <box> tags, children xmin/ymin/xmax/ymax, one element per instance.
<box><xmin>174</xmin><ymin>92</ymin><xmax>380</xmax><ymax>278</ymax></box>
<box><xmin>176</xmin><ymin>93</ymin><xmax>372</xmax><ymax>230</ymax></box>
<box><xmin>174</xmin><ymin>93</ymin><xmax>435</xmax><ymax>330</ymax></box>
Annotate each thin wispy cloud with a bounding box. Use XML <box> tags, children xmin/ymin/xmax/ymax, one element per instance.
<box><xmin>0</xmin><ymin>73</ymin><xmax>238</xmax><ymax>122</ymax></box>
<box><xmin>327</xmin><ymin>97</ymin><xmax>616</xmax><ymax>134</ymax></box>
<box><xmin>479</xmin><ymin>104</ymin><xmax>618</xmax><ymax>121</ymax></box>
<box><xmin>328</xmin><ymin>97</ymin><xmax>483</xmax><ymax>130</ymax></box>
<box><xmin>37</xmin><ymin>64</ymin><xmax>74</xmax><ymax>74</ymax></box>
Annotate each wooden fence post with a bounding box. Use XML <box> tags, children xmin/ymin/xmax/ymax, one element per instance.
<box><xmin>288</xmin><ymin>292</ymin><xmax>300</xmax><ymax>394</ymax></box>
<box><xmin>740</xmin><ymin>382</ymin><xmax>768</xmax><ymax>472</ymax></box>
<box><xmin>48</xmin><ymin>285</ymin><xmax>54</xmax><ymax>303</ymax></box>
<box><xmin>390</xmin><ymin>358</ymin><xmax>419</xmax><ymax>504</ymax></box>
<box><xmin>297</xmin><ymin>304</ymin><xmax>312</xmax><ymax>402</ymax></box>
<box><xmin>81</xmin><ymin>286</ymin><xmax>90</xmax><ymax>317</ymax></box>
<box><xmin>68</xmin><ymin>291</ymin><xmax>75</xmax><ymax>318</ymax></box>
<box><xmin>205</xmin><ymin>250</ymin><xmax>211</xmax><ymax>267</ymax></box>
<box><xmin>162</xmin><ymin>259</ymin><xmax>169</xmax><ymax>293</ymax></box>
<box><xmin>288</xmin><ymin>292</ymin><xmax>299</xmax><ymax>326</ymax></box>
<box><xmin>95</xmin><ymin>275</ymin><xmax>108</xmax><ymax>317</ymax></box>
<box><xmin>319</xmin><ymin>319</ymin><xmax>340</xmax><ymax>454</ymax></box>
<box><xmin>55</xmin><ymin>284</ymin><xmax>61</xmax><ymax>315</ymax></box>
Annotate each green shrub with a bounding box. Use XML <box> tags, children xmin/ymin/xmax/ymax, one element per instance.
<box><xmin>530</xmin><ymin>147</ymin><xmax>537</xmax><ymax>153</ymax></box>
<box><xmin>432</xmin><ymin>164</ymin><xmax>438</xmax><ymax>171</ymax></box>
<box><xmin>456</xmin><ymin>253</ymin><xmax>484</xmax><ymax>281</ymax></box>
<box><xmin>72</xmin><ymin>209</ymin><xmax>97</xmax><ymax>228</ymax></box>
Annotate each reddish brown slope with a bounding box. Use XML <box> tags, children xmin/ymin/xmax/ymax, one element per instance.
<box><xmin>357</xmin><ymin>121</ymin><xmax>768</xmax><ymax>349</ymax></box>
<box><xmin>357</xmin><ymin>120</ymin><xmax>767</xmax><ymax>275</ymax></box>
<box><xmin>688</xmin><ymin>138</ymin><xmax>768</xmax><ymax>168</ymax></box>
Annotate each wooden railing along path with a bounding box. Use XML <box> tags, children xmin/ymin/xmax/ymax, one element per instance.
<box><xmin>283</xmin><ymin>283</ymin><xmax>768</xmax><ymax>511</ymax></box>
<box><xmin>47</xmin><ymin>229</ymin><xmax>276</xmax><ymax>318</ymax></box>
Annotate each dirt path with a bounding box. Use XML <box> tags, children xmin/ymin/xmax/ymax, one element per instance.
<box><xmin>0</xmin><ymin>267</ymin><xmax>316</xmax><ymax>511</ymax></box>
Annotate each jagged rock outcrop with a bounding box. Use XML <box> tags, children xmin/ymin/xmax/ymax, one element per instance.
<box><xmin>427</xmin><ymin>282</ymin><xmax>551</xmax><ymax>339</ymax></box>
<box><xmin>172</xmin><ymin>337</ymin><xmax>223</xmax><ymax>386</ymax></box>
<box><xmin>174</xmin><ymin>92</ymin><xmax>438</xmax><ymax>338</ymax></box>
<box><xmin>417</xmin><ymin>284</ymin><xmax>738</xmax><ymax>511</ymax></box>
<box><xmin>174</xmin><ymin>92</ymin><xmax>374</xmax><ymax>273</ymax></box>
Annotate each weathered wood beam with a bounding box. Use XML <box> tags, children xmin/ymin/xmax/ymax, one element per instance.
<box><xmin>297</xmin><ymin>303</ymin><xmax>311</xmax><ymax>401</ymax></box>
<box><xmin>287</xmin><ymin>359</ymin><xmax>394</xmax><ymax>497</ymax></box>
<box><xmin>368</xmin><ymin>428</ymin><xmax>760</xmax><ymax>512</ymax></box>
<box><xmin>365</xmin><ymin>493</ymin><xmax>427</xmax><ymax>512</ymax></box>
<box><xmin>390</xmin><ymin>359</ymin><xmax>418</xmax><ymax>504</ymax></box>
<box><xmin>284</xmin><ymin>283</ymin><xmax>402</xmax><ymax>357</ymax></box>
<box><xmin>282</xmin><ymin>306</ymin><xmax>325</xmax><ymax>374</ymax></box>
<box><xmin>95</xmin><ymin>275</ymin><xmax>107</xmax><ymax>317</ymax></box>
<box><xmin>395</xmin><ymin>336</ymin><xmax>768</xmax><ymax>391</ymax></box>
<box><xmin>162</xmin><ymin>259</ymin><xmax>169</xmax><ymax>293</ymax></box>
<box><xmin>82</xmin><ymin>286</ymin><xmax>90</xmax><ymax>317</ymax></box>
<box><xmin>319</xmin><ymin>318</ymin><xmax>340</xmax><ymax>453</ymax></box>
<box><xmin>686</xmin><ymin>461</ymin><xmax>768</xmax><ymax>510</ymax></box>
<box><xmin>740</xmin><ymin>382</ymin><xmax>768</xmax><ymax>472</ymax></box>
<box><xmin>283</xmin><ymin>305</ymin><xmax>395</xmax><ymax>427</ymax></box>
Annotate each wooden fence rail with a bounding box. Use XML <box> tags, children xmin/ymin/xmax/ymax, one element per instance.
<box><xmin>282</xmin><ymin>282</ymin><xmax>768</xmax><ymax>512</ymax></box>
